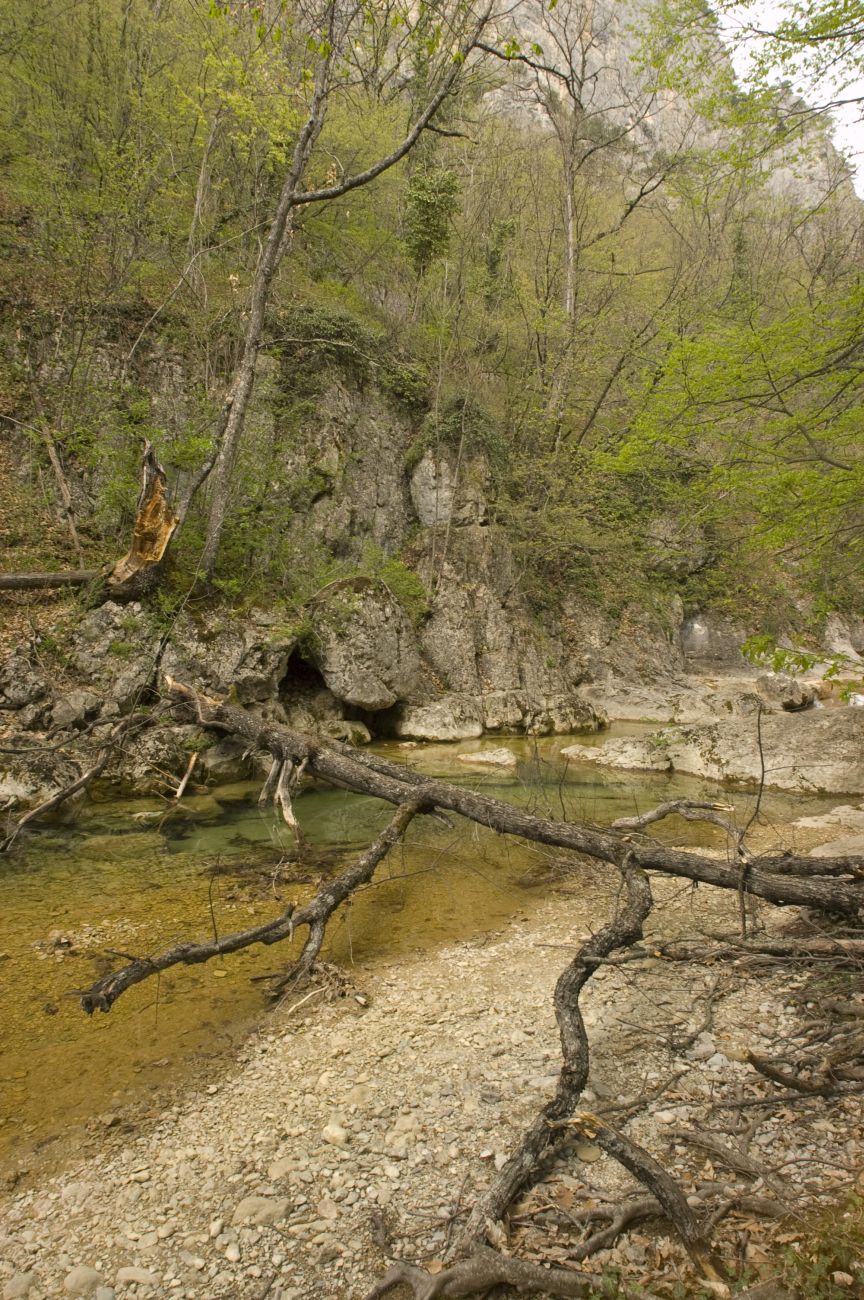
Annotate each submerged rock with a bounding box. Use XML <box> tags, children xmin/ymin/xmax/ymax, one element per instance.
<box><xmin>456</xmin><ymin>747</ymin><xmax>518</xmax><ymax>768</ymax></box>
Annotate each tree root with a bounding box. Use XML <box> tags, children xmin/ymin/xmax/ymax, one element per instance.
<box><xmin>362</xmin><ymin>1244</ymin><xmax>589</xmax><ymax>1299</ymax></box>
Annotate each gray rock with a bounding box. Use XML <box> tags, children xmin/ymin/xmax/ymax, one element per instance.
<box><xmin>71</xmin><ymin>602</ymin><xmax>161</xmax><ymax>711</ymax></box>
<box><xmin>161</xmin><ymin>610</ymin><xmax>294</xmax><ymax>704</ymax></box>
<box><xmin>395</xmin><ymin>696</ymin><xmax>484</xmax><ymax>741</ymax></box>
<box><xmin>756</xmin><ymin>673</ymin><xmax>816</xmax><ymax>712</ymax></box>
<box><xmin>94</xmin><ymin>1290</ymin><xmax>115</xmax><ymax>1300</ymax></box>
<box><xmin>409</xmin><ymin>452</ymin><xmax>488</xmax><ymax>528</ymax></box>
<box><xmin>3</xmin><ymin>1274</ymin><xmax>34</xmax><ymax>1299</ymax></box>
<box><xmin>0</xmin><ymin>648</ymin><xmax>50</xmax><ymax>710</ymax></box>
<box><xmin>310</xmin><ymin>581</ymin><xmax>422</xmax><ymax>711</ymax></box>
<box><xmin>680</xmin><ymin>613</ymin><xmax>748</xmax><ymax>669</ymax></box>
<box><xmin>582</xmin><ymin>708</ymin><xmax>864</xmax><ymax>794</ymax></box>
<box><xmin>570</xmin><ymin>739</ymin><xmax>672</xmax><ymax>772</ymax></box>
<box><xmin>810</xmin><ymin>833</ymin><xmax>864</xmax><ymax>858</ymax></box>
<box><xmin>50</xmin><ymin>690</ymin><xmax>102</xmax><ymax>730</ymax></box>
<box><xmin>231</xmin><ymin>1195</ymin><xmax>290</xmax><ymax>1226</ymax></box>
<box><xmin>456</xmin><ymin>747</ymin><xmax>518</xmax><ymax>768</ymax></box>
<box><xmin>63</xmin><ymin>1266</ymin><xmax>102</xmax><ymax>1296</ymax></box>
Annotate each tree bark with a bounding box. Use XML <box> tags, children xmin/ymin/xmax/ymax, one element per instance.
<box><xmin>0</xmin><ymin>570</ymin><xmax>101</xmax><ymax>590</ymax></box>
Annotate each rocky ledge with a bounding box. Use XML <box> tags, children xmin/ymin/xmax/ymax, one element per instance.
<box><xmin>571</xmin><ymin>705</ymin><xmax>864</xmax><ymax>795</ymax></box>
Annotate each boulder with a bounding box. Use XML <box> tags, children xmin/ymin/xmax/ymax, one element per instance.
<box><xmin>0</xmin><ymin>647</ymin><xmax>51</xmax><ymax>711</ymax></box>
<box><xmin>161</xmin><ymin>609</ymin><xmax>294</xmax><ymax>704</ymax></box>
<box><xmin>309</xmin><ymin>581</ymin><xmax>422</xmax><ymax>711</ymax></box>
<box><xmin>395</xmin><ymin>695</ymin><xmax>484</xmax><ymax>741</ymax></box>
<box><xmin>50</xmin><ymin>690</ymin><xmax>102</xmax><ymax>731</ymax></box>
<box><xmin>755</xmin><ymin>673</ymin><xmax>816</xmax><ymax>712</ymax></box>
<box><xmin>569</xmin><ymin>740</ymin><xmax>672</xmax><ymax>772</ymax></box>
<box><xmin>71</xmin><ymin>602</ymin><xmax>161</xmax><ymax>711</ymax></box>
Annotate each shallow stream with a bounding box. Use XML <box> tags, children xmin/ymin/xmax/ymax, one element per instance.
<box><xmin>0</xmin><ymin>727</ymin><xmax>837</xmax><ymax>1171</ymax></box>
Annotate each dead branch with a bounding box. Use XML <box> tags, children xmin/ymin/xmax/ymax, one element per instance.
<box><xmin>79</xmin><ymin>801</ymin><xmax>419</xmax><ymax>1013</ymax></box>
<box><xmin>363</xmin><ymin>1245</ymin><xmax>589</xmax><ymax>1299</ymax></box>
<box><xmin>745</xmin><ymin>1051</ymin><xmax>835</xmax><ymax>1096</ymax></box>
<box><xmin>0</xmin><ymin>712</ymin><xmax>158</xmax><ymax>853</ymax></box>
<box><xmin>670</xmin><ymin>1129</ymin><xmax>788</xmax><ymax>1200</ymax></box>
<box><xmin>565</xmin><ymin>1196</ymin><xmax>661</xmax><ymax>1260</ymax></box>
<box><xmin>612</xmin><ymin>799</ymin><xmax>738</xmax><ymax>839</ymax></box>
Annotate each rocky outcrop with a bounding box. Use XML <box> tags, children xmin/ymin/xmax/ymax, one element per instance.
<box><xmin>579</xmin><ymin>707</ymin><xmax>864</xmax><ymax>794</ymax></box>
<box><xmin>308</xmin><ymin>580</ymin><xmax>422</xmax><ymax>711</ymax></box>
<box><xmin>679</xmin><ymin>613</ymin><xmax>748</xmax><ymax>670</ymax></box>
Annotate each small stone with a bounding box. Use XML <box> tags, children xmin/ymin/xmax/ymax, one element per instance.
<box><xmin>64</xmin><ymin>1267</ymin><xmax>102</xmax><ymax>1296</ymax></box>
<box><xmin>115</xmin><ymin>1268</ymin><xmax>159</xmax><ymax>1287</ymax></box>
<box><xmin>832</xmin><ymin>1273</ymin><xmax>854</xmax><ymax>1288</ymax></box>
<box><xmin>224</xmin><ymin>1243</ymin><xmax>241</xmax><ymax>1264</ymax></box>
<box><xmin>3</xmin><ymin>1275</ymin><xmax>34</xmax><ymax>1300</ymax></box>
<box><xmin>94</xmin><ymin>1290</ymin><xmax>115</xmax><ymax>1300</ymax></box>
<box><xmin>322</xmin><ymin>1123</ymin><xmax>348</xmax><ymax>1148</ymax></box>
<box><xmin>231</xmin><ymin>1195</ymin><xmax>290</xmax><ymax>1227</ymax></box>
<box><xmin>574</xmin><ymin>1143</ymin><xmax>602</xmax><ymax>1163</ymax></box>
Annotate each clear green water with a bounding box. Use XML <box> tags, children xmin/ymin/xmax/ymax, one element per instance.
<box><xmin>0</xmin><ymin>729</ymin><xmax>835</xmax><ymax>1171</ymax></box>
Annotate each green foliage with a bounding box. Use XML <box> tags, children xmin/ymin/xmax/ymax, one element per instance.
<box><xmin>417</xmin><ymin>397</ymin><xmax>504</xmax><ymax>463</ymax></box>
<box><xmin>272</xmin><ymin>304</ymin><xmax>382</xmax><ymax>392</ymax></box>
<box><xmin>379</xmin><ymin>360</ymin><xmax>430</xmax><ymax>411</ymax></box>
<box><xmin>403</xmin><ymin>165</ymin><xmax>461</xmax><ymax>275</ymax></box>
<box><xmin>742</xmin><ymin>635</ymin><xmax>863</xmax><ymax>695</ymax></box>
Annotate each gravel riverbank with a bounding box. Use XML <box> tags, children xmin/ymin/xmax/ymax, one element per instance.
<box><xmin>2</xmin><ymin>834</ymin><xmax>862</xmax><ymax>1300</ymax></box>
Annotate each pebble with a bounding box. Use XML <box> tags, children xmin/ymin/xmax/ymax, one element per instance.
<box><xmin>231</xmin><ymin>1195</ymin><xmax>290</xmax><ymax>1226</ymax></box>
<box><xmin>321</xmin><ymin>1123</ymin><xmax>348</xmax><ymax>1148</ymax></box>
<box><xmin>115</xmin><ymin>1268</ymin><xmax>159</xmax><ymax>1286</ymax></box>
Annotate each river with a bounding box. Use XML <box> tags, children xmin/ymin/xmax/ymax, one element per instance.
<box><xmin>0</xmin><ymin>727</ymin><xmax>837</xmax><ymax>1173</ymax></box>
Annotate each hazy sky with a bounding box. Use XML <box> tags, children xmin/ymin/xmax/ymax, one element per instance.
<box><xmin>720</xmin><ymin>1</ymin><xmax>864</xmax><ymax>194</ymax></box>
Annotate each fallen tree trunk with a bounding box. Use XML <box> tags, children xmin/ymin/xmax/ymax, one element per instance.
<box><xmin>76</xmin><ymin>681</ymin><xmax>863</xmax><ymax>1014</ymax></box>
<box><xmin>0</xmin><ymin>570</ymin><xmax>101</xmax><ymax>590</ymax></box>
<box><xmin>166</xmin><ymin>681</ymin><xmax>864</xmax><ymax>916</ymax></box>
